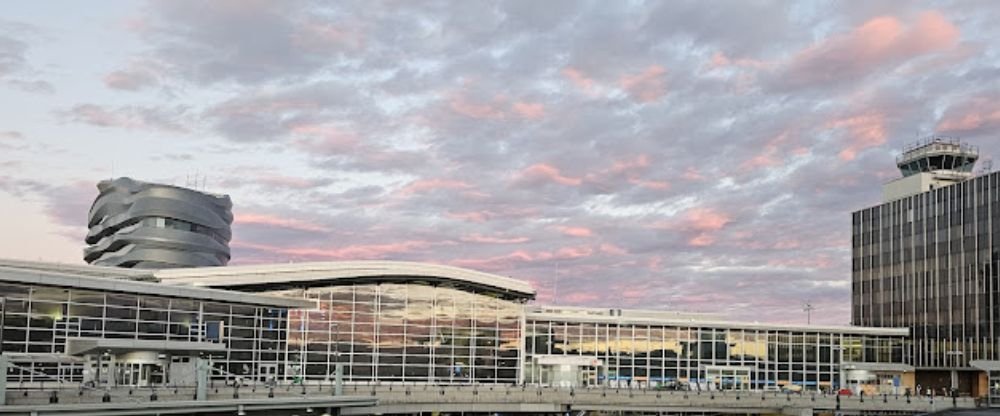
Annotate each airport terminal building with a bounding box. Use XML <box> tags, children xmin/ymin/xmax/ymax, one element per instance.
<box><xmin>0</xmin><ymin>258</ymin><xmax>914</xmax><ymax>396</ymax></box>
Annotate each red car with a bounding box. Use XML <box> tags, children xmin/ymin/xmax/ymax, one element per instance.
<box><xmin>837</xmin><ymin>389</ymin><xmax>853</xmax><ymax>396</ymax></box>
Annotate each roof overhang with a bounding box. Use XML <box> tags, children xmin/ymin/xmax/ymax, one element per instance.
<box><xmin>843</xmin><ymin>362</ymin><xmax>914</xmax><ymax>372</ymax></box>
<box><xmin>0</xmin><ymin>258</ymin><xmax>156</xmax><ymax>281</ymax></box>
<box><xmin>3</xmin><ymin>353</ymin><xmax>85</xmax><ymax>364</ymax></box>
<box><xmin>526</xmin><ymin>308</ymin><xmax>910</xmax><ymax>336</ymax></box>
<box><xmin>155</xmin><ymin>261</ymin><xmax>536</xmax><ymax>300</ymax></box>
<box><xmin>0</xmin><ymin>263</ymin><xmax>313</xmax><ymax>309</ymax></box>
<box><xmin>66</xmin><ymin>338</ymin><xmax>227</xmax><ymax>356</ymax></box>
<box><xmin>971</xmin><ymin>360</ymin><xmax>1000</xmax><ymax>372</ymax></box>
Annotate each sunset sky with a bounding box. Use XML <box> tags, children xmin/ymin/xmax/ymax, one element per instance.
<box><xmin>2</xmin><ymin>1</ymin><xmax>999</xmax><ymax>324</ymax></box>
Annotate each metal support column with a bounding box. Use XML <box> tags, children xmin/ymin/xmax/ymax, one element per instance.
<box><xmin>196</xmin><ymin>358</ymin><xmax>209</xmax><ymax>401</ymax></box>
<box><xmin>334</xmin><ymin>363</ymin><xmax>343</xmax><ymax>396</ymax></box>
<box><xmin>0</xmin><ymin>354</ymin><xmax>8</xmax><ymax>406</ymax></box>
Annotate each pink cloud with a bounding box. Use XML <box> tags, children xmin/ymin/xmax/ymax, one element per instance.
<box><xmin>688</xmin><ymin>233</ymin><xmax>715</xmax><ymax>247</ymax></box>
<box><xmin>448</xmin><ymin>94</ymin><xmax>546</xmax><ymax>120</ymax></box>
<box><xmin>590</xmin><ymin>155</ymin><xmax>669</xmax><ymax>190</ymax></box>
<box><xmin>64</xmin><ymin>104</ymin><xmax>188</xmax><ymax>133</ymax></box>
<box><xmin>292</xmin><ymin>21</ymin><xmax>364</xmax><ymax>52</ymax></box>
<box><xmin>517</xmin><ymin>163</ymin><xmax>582</xmax><ymax>186</ymax></box>
<box><xmin>459</xmin><ymin>234</ymin><xmax>530</xmax><ymax>244</ymax></box>
<box><xmin>684</xmin><ymin>207</ymin><xmax>731</xmax><ymax>231</ymax></box>
<box><xmin>619</xmin><ymin>65</ymin><xmax>668</xmax><ymax>103</ymax></box>
<box><xmin>629</xmin><ymin>179</ymin><xmax>670</xmax><ymax>190</ymax></box>
<box><xmin>563</xmin><ymin>292</ymin><xmax>599</xmax><ymax>303</ymax></box>
<box><xmin>553</xmin><ymin>225</ymin><xmax>593</xmax><ymax>237</ymax></box>
<box><xmin>234</xmin><ymin>240</ymin><xmax>431</xmax><ymax>260</ymax></box>
<box><xmin>449</xmin><ymin>94</ymin><xmax>506</xmax><ymax>119</ymax></box>
<box><xmin>767</xmin><ymin>255</ymin><xmax>833</xmax><ymax>270</ymax></box>
<box><xmin>447</xmin><ymin>206</ymin><xmax>539</xmax><ymax>223</ymax></box>
<box><xmin>399</xmin><ymin>178</ymin><xmax>473</xmax><ymax>195</ymax></box>
<box><xmin>554</xmin><ymin>246</ymin><xmax>593</xmax><ymax>258</ymax></box>
<box><xmin>290</xmin><ymin>123</ymin><xmax>359</xmax><ymax>154</ymax></box>
<box><xmin>740</xmin><ymin>131</ymin><xmax>795</xmax><ymax>170</ymax></box>
<box><xmin>234</xmin><ymin>213</ymin><xmax>329</xmax><ymax>232</ymax></box>
<box><xmin>450</xmin><ymin>245</ymin><xmax>595</xmax><ymax>271</ymax></box>
<box><xmin>512</xmin><ymin>101</ymin><xmax>545</xmax><ymax>119</ymax></box>
<box><xmin>609</xmin><ymin>155</ymin><xmax>651</xmax><ymax>174</ymax></box>
<box><xmin>937</xmin><ymin>96</ymin><xmax>1000</xmax><ymax>134</ymax></box>
<box><xmin>682</xmin><ymin>168</ymin><xmax>705</xmax><ymax>181</ymax></box>
<box><xmin>706</xmin><ymin>52</ymin><xmax>772</xmax><ymax>71</ymax></box>
<box><xmin>561</xmin><ymin>67</ymin><xmax>595</xmax><ymax>92</ymax></box>
<box><xmin>780</xmin><ymin>11</ymin><xmax>959</xmax><ymax>88</ymax></box>
<box><xmin>447</xmin><ymin>211</ymin><xmax>491</xmax><ymax>223</ymax></box>
<box><xmin>599</xmin><ymin>243</ymin><xmax>627</xmax><ymax>256</ymax></box>
<box><xmin>825</xmin><ymin>112</ymin><xmax>887</xmax><ymax>160</ymax></box>
<box><xmin>104</xmin><ymin>63</ymin><xmax>160</xmax><ymax>91</ymax></box>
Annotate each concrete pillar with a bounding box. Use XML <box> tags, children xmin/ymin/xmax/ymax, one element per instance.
<box><xmin>0</xmin><ymin>354</ymin><xmax>8</xmax><ymax>406</ymax></box>
<box><xmin>195</xmin><ymin>358</ymin><xmax>208</xmax><ymax>401</ymax></box>
<box><xmin>951</xmin><ymin>370</ymin><xmax>959</xmax><ymax>390</ymax></box>
<box><xmin>334</xmin><ymin>363</ymin><xmax>343</xmax><ymax>396</ymax></box>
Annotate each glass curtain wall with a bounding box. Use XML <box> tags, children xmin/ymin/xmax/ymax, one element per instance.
<box><xmin>525</xmin><ymin>320</ymin><xmax>907</xmax><ymax>391</ymax></box>
<box><xmin>278</xmin><ymin>283</ymin><xmax>522</xmax><ymax>384</ymax></box>
<box><xmin>0</xmin><ymin>282</ymin><xmax>289</xmax><ymax>384</ymax></box>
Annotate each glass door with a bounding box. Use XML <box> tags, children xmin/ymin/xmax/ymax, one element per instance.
<box><xmin>989</xmin><ymin>371</ymin><xmax>1000</xmax><ymax>407</ymax></box>
<box><xmin>706</xmin><ymin>366</ymin><xmax>752</xmax><ymax>391</ymax></box>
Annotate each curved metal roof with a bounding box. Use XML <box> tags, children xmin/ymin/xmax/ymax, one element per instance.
<box><xmin>155</xmin><ymin>260</ymin><xmax>536</xmax><ymax>300</ymax></box>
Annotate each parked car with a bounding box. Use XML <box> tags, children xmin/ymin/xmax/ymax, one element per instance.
<box><xmin>837</xmin><ymin>388</ymin><xmax>853</xmax><ymax>396</ymax></box>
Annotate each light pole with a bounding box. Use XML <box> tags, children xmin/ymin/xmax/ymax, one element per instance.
<box><xmin>803</xmin><ymin>302</ymin><xmax>814</xmax><ymax>325</ymax></box>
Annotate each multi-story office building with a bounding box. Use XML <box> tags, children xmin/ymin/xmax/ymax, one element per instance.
<box><xmin>852</xmin><ymin>137</ymin><xmax>1000</xmax><ymax>395</ymax></box>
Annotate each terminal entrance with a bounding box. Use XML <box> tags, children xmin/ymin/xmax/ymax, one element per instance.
<box><xmin>528</xmin><ymin>355</ymin><xmax>605</xmax><ymax>388</ymax></box>
<box><xmin>705</xmin><ymin>365</ymin><xmax>752</xmax><ymax>391</ymax></box>
<box><xmin>118</xmin><ymin>362</ymin><xmax>164</xmax><ymax>386</ymax></box>
<box><xmin>971</xmin><ymin>361</ymin><xmax>1000</xmax><ymax>407</ymax></box>
<box><xmin>989</xmin><ymin>370</ymin><xmax>1000</xmax><ymax>407</ymax></box>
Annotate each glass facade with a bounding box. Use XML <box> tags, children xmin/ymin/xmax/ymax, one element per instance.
<box><xmin>525</xmin><ymin>316</ymin><xmax>907</xmax><ymax>391</ymax></box>
<box><xmin>272</xmin><ymin>283</ymin><xmax>523</xmax><ymax>384</ymax></box>
<box><xmin>0</xmin><ymin>281</ymin><xmax>290</xmax><ymax>385</ymax></box>
<box><xmin>852</xmin><ymin>171</ymin><xmax>1000</xmax><ymax>368</ymax></box>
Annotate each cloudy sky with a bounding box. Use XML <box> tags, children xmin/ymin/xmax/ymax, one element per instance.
<box><xmin>1</xmin><ymin>1</ymin><xmax>999</xmax><ymax>324</ymax></box>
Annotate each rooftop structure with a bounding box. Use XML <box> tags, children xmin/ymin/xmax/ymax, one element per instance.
<box><xmin>526</xmin><ymin>305</ymin><xmax>909</xmax><ymax>336</ymax></box>
<box><xmin>156</xmin><ymin>260</ymin><xmax>536</xmax><ymax>301</ymax></box>
<box><xmin>84</xmin><ymin>177</ymin><xmax>233</xmax><ymax>269</ymax></box>
<box><xmin>0</xmin><ymin>258</ymin><xmax>312</xmax><ymax>308</ymax></box>
<box><xmin>896</xmin><ymin>137</ymin><xmax>979</xmax><ymax>177</ymax></box>
<box><xmin>883</xmin><ymin>136</ymin><xmax>979</xmax><ymax>202</ymax></box>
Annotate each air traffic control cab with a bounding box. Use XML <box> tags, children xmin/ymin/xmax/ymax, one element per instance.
<box><xmin>882</xmin><ymin>137</ymin><xmax>979</xmax><ymax>202</ymax></box>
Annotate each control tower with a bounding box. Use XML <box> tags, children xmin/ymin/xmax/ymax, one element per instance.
<box><xmin>882</xmin><ymin>136</ymin><xmax>979</xmax><ymax>202</ymax></box>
